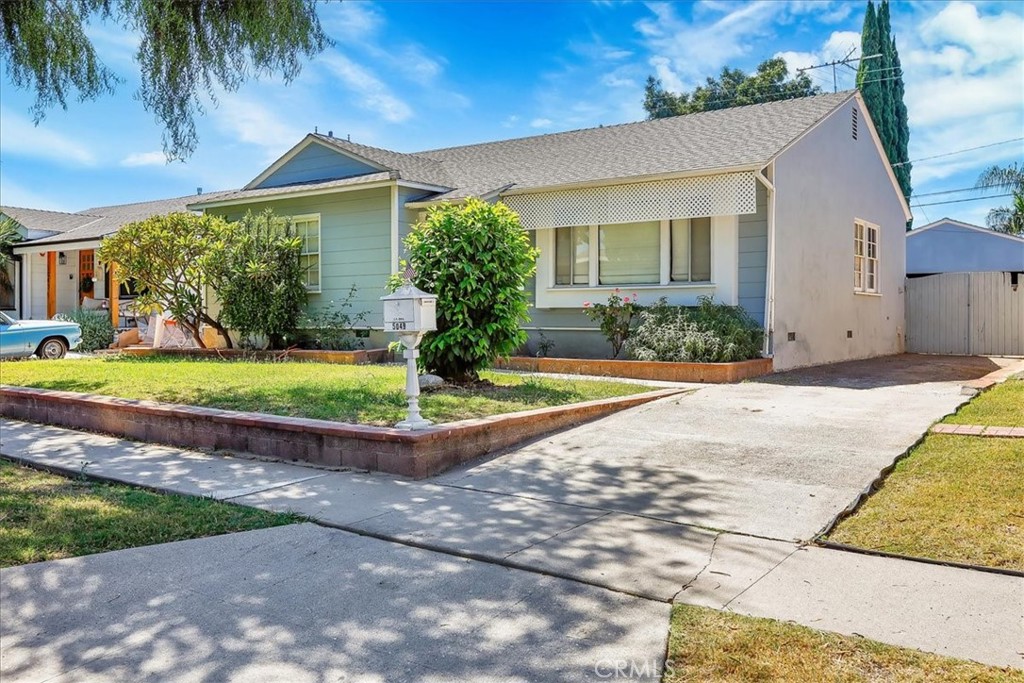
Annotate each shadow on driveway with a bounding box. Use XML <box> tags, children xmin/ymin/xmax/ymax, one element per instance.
<box><xmin>757</xmin><ymin>353</ymin><xmax>1008</xmax><ymax>390</ymax></box>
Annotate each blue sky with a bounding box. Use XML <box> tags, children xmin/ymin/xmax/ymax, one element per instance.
<box><xmin>1</xmin><ymin>0</ymin><xmax>1021</xmax><ymax>228</ymax></box>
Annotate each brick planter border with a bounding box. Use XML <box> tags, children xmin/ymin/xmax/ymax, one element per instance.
<box><xmin>0</xmin><ymin>385</ymin><xmax>684</xmax><ymax>479</ymax></box>
<box><xmin>120</xmin><ymin>347</ymin><xmax>392</xmax><ymax>365</ymax></box>
<box><xmin>495</xmin><ymin>356</ymin><xmax>773</xmax><ymax>383</ymax></box>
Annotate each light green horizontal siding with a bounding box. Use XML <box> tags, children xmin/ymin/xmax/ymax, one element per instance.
<box><xmin>208</xmin><ymin>186</ymin><xmax>392</xmax><ymax>327</ymax></box>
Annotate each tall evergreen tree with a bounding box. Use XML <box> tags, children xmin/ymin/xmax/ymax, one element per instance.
<box><xmin>857</xmin><ymin>0</ymin><xmax>912</xmax><ymax>208</ymax></box>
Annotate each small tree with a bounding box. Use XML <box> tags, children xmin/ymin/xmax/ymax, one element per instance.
<box><xmin>976</xmin><ymin>163</ymin><xmax>1024</xmax><ymax>235</ymax></box>
<box><xmin>208</xmin><ymin>210</ymin><xmax>308</xmax><ymax>349</ymax></box>
<box><xmin>97</xmin><ymin>212</ymin><xmax>232</xmax><ymax>348</ymax></box>
<box><xmin>0</xmin><ymin>217</ymin><xmax>22</xmax><ymax>304</ymax></box>
<box><xmin>402</xmin><ymin>199</ymin><xmax>538</xmax><ymax>383</ymax></box>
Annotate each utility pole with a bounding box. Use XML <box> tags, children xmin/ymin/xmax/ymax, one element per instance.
<box><xmin>798</xmin><ymin>49</ymin><xmax>882</xmax><ymax>92</ymax></box>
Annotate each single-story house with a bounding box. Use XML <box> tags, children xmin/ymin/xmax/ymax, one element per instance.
<box><xmin>906</xmin><ymin>218</ymin><xmax>1024</xmax><ymax>276</ymax></box>
<box><xmin>4</xmin><ymin>191</ymin><xmax>231</xmax><ymax>322</ymax></box>
<box><xmin>10</xmin><ymin>89</ymin><xmax>909</xmax><ymax>370</ymax></box>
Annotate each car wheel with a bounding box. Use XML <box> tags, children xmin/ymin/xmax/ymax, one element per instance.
<box><xmin>37</xmin><ymin>337</ymin><xmax>68</xmax><ymax>360</ymax></box>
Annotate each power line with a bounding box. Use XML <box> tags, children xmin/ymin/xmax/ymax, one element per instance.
<box><xmin>893</xmin><ymin>137</ymin><xmax>1024</xmax><ymax>167</ymax></box>
<box><xmin>911</xmin><ymin>193</ymin><xmax>1013</xmax><ymax>208</ymax></box>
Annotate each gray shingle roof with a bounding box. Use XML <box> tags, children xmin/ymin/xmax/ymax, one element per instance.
<box><xmin>292</xmin><ymin>91</ymin><xmax>855</xmax><ymax>201</ymax></box>
<box><xmin>0</xmin><ymin>206</ymin><xmax>101</xmax><ymax>234</ymax></box>
<box><xmin>24</xmin><ymin>190</ymin><xmax>235</xmax><ymax>246</ymax></box>
<box><xmin>192</xmin><ymin>172</ymin><xmax>395</xmax><ymax>208</ymax></box>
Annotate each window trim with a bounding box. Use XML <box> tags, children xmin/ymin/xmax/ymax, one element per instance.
<box><xmin>292</xmin><ymin>212</ymin><xmax>322</xmax><ymax>293</ymax></box>
<box><xmin>853</xmin><ymin>218</ymin><xmax>880</xmax><ymax>295</ymax></box>
<box><xmin>550</xmin><ymin>219</ymin><xmax>715</xmax><ymax>289</ymax></box>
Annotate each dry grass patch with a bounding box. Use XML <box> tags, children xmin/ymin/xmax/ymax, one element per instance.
<box><xmin>829</xmin><ymin>434</ymin><xmax>1024</xmax><ymax>571</ymax></box>
<box><xmin>666</xmin><ymin>603</ymin><xmax>1024</xmax><ymax>682</ymax></box>
<box><xmin>0</xmin><ymin>459</ymin><xmax>301</xmax><ymax>567</ymax></box>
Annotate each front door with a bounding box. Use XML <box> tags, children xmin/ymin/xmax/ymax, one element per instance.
<box><xmin>79</xmin><ymin>250</ymin><xmax>95</xmax><ymax>304</ymax></box>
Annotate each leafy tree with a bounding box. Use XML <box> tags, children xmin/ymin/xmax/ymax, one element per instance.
<box><xmin>97</xmin><ymin>212</ymin><xmax>233</xmax><ymax>348</ymax></box>
<box><xmin>0</xmin><ymin>217</ymin><xmax>23</xmax><ymax>301</ymax></box>
<box><xmin>207</xmin><ymin>209</ymin><xmax>308</xmax><ymax>349</ymax></box>
<box><xmin>1</xmin><ymin>0</ymin><xmax>329</xmax><ymax>159</ymax></box>
<box><xmin>857</xmin><ymin>0</ymin><xmax>912</xmax><ymax>206</ymax></box>
<box><xmin>643</xmin><ymin>57</ymin><xmax>820</xmax><ymax>119</ymax></box>
<box><xmin>976</xmin><ymin>163</ymin><xmax>1024</xmax><ymax>235</ymax></box>
<box><xmin>400</xmin><ymin>199</ymin><xmax>538</xmax><ymax>383</ymax></box>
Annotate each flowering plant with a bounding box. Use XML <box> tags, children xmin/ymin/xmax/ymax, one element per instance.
<box><xmin>582</xmin><ymin>288</ymin><xmax>641</xmax><ymax>358</ymax></box>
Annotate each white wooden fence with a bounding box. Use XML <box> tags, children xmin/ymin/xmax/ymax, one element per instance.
<box><xmin>906</xmin><ymin>272</ymin><xmax>1023</xmax><ymax>356</ymax></box>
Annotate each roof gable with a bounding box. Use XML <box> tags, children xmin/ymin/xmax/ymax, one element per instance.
<box><xmin>247</xmin><ymin>136</ymin><xmax>387</xmax><ymax>190</ymax></box>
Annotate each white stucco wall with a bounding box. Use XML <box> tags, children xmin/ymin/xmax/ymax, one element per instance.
<box><xmin>771</xmin><ymin>96</ymin><xmax>908</xmax><ymax>370</ymax></box>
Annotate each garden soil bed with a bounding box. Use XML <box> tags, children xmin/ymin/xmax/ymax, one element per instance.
<box><xmin>121</xmin><ymin>347</ymin><xmax>392</xmax><ymax>365</ymax></box>
<box><xmin>496</xmin><ymin>356</ymin><xmax>773</xmax><ymax>383</ymax></box>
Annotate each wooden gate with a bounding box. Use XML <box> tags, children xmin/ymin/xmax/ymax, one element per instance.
<box><xmin>906</xmin><ymin>272</ymin><xmax>1023</xmax><ymax>356</ymax></box>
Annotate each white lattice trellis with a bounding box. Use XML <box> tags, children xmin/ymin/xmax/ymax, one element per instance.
<box><xmin>503</xmin><ymin>172</ymin><xmax>757</xmax><ymax>229</ymax></box>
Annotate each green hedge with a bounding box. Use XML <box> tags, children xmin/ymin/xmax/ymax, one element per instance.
<box><xmin>54</xmin><ymin>309</ymin><xmax>115</xmax><ymax>352</ymax></box>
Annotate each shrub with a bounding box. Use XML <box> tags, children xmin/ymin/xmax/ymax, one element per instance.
<box><xmin>625</xmin><ymin>296</ymin><xmax>764</xmax><ymax>363</ymax></box>
<box><xmin>582</xmin><ymin>289</ymin><xmax>642</xmax><ymax>358</ymax></box>
<box><xmin>400</xmin><ymin>198</ymin><xmax>538</xmax><ymax>383</ymax></box>
<box><xmin>208</xmin><ymin>210</ymin><xmax>308</xmax><ymax>349</ymax></box>
<box><xmin>55</xmin><ymin>309</ymin><xmax>115</xmax><ymax>352</ymax></box>
<box><xmin>301</xmin><ymin>284</ymin><xmax>368</xmax><ymax>350</ymax></box>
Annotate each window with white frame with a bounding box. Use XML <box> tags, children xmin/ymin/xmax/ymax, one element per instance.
<box><xmin>293</xmin><ymin>214</ymin><xmax>321</xmax><ymax>292</ymax></box>
<box><xmin>854</xmin><ymin>219</ymin><xmax>879</xmax><ymax>294</ymax></box>
<box><xmin>553</xmin><ymin>220</ymin><xmax>713</xmax><ymax>287</ymax></box>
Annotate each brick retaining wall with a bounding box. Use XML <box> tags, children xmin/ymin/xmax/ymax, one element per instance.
<box><xmin>496</xmin><ymin>356</ymin><xmax>773</xmax><ymax>383</ymax></box>
<box><xmin>0</xmin><ymin>385</ymin><xmax>684</xmax><ymax>479</ymax></box>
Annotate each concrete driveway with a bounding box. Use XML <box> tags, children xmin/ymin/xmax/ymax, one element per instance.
<box><xmin>438</xmin><ymin>354</ymin><xmax>1009</xmax><ymax>541</ymax></box>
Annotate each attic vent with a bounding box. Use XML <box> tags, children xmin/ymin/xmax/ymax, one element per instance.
<box><xmin>852</xmin><ymin>108</ymin><xmax>859</xmax><ymax>140</ymax></box>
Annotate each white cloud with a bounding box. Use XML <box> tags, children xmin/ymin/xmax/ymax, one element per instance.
<box><xmin>0</xmin><ymin>109</ymin><xmax>96</xmax><ymax>166</ymax></box>
<box><xmin>209</xmin><ymin>94</ymin><xmax>306</xmax><ymax>157</ymax></box>
<box><xmin>530</xmin><ymin>118</ymin><xmax>554</xmax><ymax>129</ymax></box>
<box><xmin>321</xmin><ymin>53</ymin><xmax>414</xmax><ymax>123</ymax></box>
<box><xmin>637</xmin><ymin>1</ymin><xmax>785</xmax><ymax>90</ymax></box>
<box><xmin>502</xmin><ymin>115</ymin><xmax>521</xmax><ymax>128</ymax></box>
<box><xmin>119</xmin><ymin>151</ymin><xmax>167</xmax><ymax>167</ymax></box>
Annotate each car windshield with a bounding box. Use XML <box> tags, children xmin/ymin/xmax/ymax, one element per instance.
<box><xmin>0</xmin><ymin>311</ymin><xmax>14</xmax><ymax>325</ymax></box>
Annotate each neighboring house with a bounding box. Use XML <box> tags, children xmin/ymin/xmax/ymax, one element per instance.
<box><xmin>190</xmin><ymin>89</ymin><xmax>909</xmax><ymax>370</ymax></box>
<box><xmin>906</xmin><ymin>218</ymin><xmax>1024</xmax><ymax>276</ymax></box>
<box><xmin>6</xmin><ymin>191</ymin><xmax>231</xmax><ymax>322</ymax></box>
<box><xmin>10</xmin><ymin>90</ymin><xmax>909</xmax><ymax>371</ymax></box>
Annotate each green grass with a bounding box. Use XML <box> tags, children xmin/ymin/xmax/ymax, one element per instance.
<box><xmin>944</xmin><ymin>378</ymin><xmax>1023</xmax><ymax>427</ymax></box>
<box><xmin>828</xmin><ymin>434</ymin><xmax>1024</xmax><ymax>571</ymax></box>
<box><xmin>0</xmin><ymin>459</ymin><xmax>301</xmax><ymax>568</ymax></box>
<box><xmin>0</xmin><ymin>356</ymin><xmax>649</xmax><ymax>425</ymax></box>
<box><xmin>666</xmin><ymin>603</ymin><xmax>1024</xmax><ymax>682</ymax></box>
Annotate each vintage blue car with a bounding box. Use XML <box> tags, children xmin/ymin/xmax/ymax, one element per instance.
<box><xmin>0</xmin><ymin>311</ymin><xmax>82</xmax><ymax>359</ymax></box>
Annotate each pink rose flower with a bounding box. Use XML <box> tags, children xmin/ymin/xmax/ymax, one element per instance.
<box><xmin>622</xmin><ymin>297</ymin><xmax>631</xmax><ymax>303</ymax></box>
<box><xmin>582</xmin><ymin>301</ymin><xmax>591</xmax><ymax>308</ymax></box>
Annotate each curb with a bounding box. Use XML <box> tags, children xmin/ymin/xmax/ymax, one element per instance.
<box><xmin>813</xmin><ymin>539</ymin><xmax>1024</xmax><ymax>580</ymax></box>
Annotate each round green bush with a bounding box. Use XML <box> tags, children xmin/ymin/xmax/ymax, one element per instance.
<box><xmin>54</xmin><ymin>309</ymin><xmax>115</xmax><ymax>352</ymax></box>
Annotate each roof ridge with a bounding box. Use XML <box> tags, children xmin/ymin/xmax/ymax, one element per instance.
<box><xmin>414</xmin><ymin>91</ymin><xmax>855</xmax><ymax>156</ymax></box>
<box><xmin>81</xmin><ymin>189</ymin><xmax>235</xmax><ymax>213</ymax></box>
<box><xmin>1</xmin><ymin>205</ymin><xmax>102</xmax><ymax>219</ymax></box>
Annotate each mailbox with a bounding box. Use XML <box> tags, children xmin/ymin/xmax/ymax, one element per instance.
<box><xmin>381</xmin><ymin>283</ymin><xmax>437</xmax><ymax>333</ymax></box>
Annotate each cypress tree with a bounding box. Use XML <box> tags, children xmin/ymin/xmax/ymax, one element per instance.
<box><xmin>857</xmin><ymin>0</ymin><xmax>912</xmax><ymax>213</ymax></box>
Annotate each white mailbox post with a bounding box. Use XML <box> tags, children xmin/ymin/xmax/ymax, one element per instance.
<box><xmin>381</xmin><ymin>281</ymin><xmax>438</xmax><ymax>430</ymax></box>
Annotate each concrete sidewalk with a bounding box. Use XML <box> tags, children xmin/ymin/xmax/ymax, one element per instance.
<box><xmin>2</xmin><ymin>418</ymin><xmax>1022</xmax><ymax>670</ymax></box>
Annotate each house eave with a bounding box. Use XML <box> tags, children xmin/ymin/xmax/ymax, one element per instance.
<box><xmin>13</xmin><ymin>237</ymin><xmax>105</xmax><ymax>254</ymax></box>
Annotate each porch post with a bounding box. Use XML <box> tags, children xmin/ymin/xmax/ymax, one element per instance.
<box><xmin>109</xmin><ymin>261</ymin><xmax>120</xmax><ymax>328</ymax></box>
<box><xmin>46</xmin><ymin>251</ymin><xmax>56</xmax><ymax>318</ymax></box>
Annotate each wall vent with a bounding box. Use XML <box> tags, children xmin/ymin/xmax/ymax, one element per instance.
<box><xmin>852</xmin><ymin>107</ymin><xmax>859</xmax><ymax>140</ymax></box>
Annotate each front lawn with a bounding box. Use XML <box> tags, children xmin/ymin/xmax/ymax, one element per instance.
<box><xmin>943</xmin><ymin>378</ymin><xmax>1023</xmax><ymax>427</ymax></box>
<box><xmin>666</xmin><ymin>604</ymin><xmax>1024</xmax><ymax>682</ymax></box>
<box><xmin>828</xmin><ymin>433</ymin><xmax>1024</xmax><ymax>570</ymax></box>
<box><xmin>0</xmin><ymin>357</ymin><xmax>650</xmax><ymax>425</ymax></box>
<box><xmin>0</xmin><ymin>459</ymin><xmax>301</xmax><ymax>568</ymax></box>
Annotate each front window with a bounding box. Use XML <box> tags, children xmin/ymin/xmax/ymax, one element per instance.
<box><xmin>555</xmin><ymin>225</ymin><xmax>589</xmax><ymax>285</ymax></box>
<box><xmin>599</xmin><ymin>221</ymin><xmax>660</xmax><ymax>285</ymax></box>
<box><xmin>854</xmin><ymin>219</ymin><xmax>879</xmax><ymax>294</ymax></box>
<box><xmin>553</xmin><ymin>219</ymin><xmax>713</xmax><ymax>287</ymax></box>
<box><xmin>293</xmin><ymin>214</ymin><xmax>321</xmax><ymax>292</ymax></box>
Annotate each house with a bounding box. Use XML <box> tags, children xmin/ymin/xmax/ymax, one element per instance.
<box><xmin>10</xmin><ymin>90</ymin><xmax>909</xmax><ymax>371</ymax></box>
<box><xmin>4</xmin><ymin>191</ymin><xmax>231</xmax><ymax>322</ymax></box>
<box><xmin>906</xmin><ymin>218</ymin><xmax>1024</xmax><ymax>276</ymax></box>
